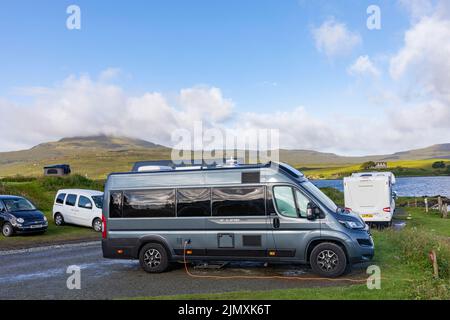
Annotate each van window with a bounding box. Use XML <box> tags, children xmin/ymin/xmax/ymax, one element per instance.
<box><xmin>212</xmin><ymin>187</ymin><xmax>265</xmax><ymax>217</ymax></box>
<box><xmin>92</xmin><ymin>195</ymin><xmax>103</xmax><ymax>209</ymax></box>
<box><xmin>78</xmin><ymin>196</ymin><xmax>93</xmax><ymax>209</ymax></box>
<box><xmin>295</xmin><ymin>190</ymin><xmax>309</xmax><ymax>218</ymax></box>
<box><xmin>65</xmin><ymin>194</ymin><xmax>77</xmax><ymax>207</ymax></box>
<box><xmin>273</xmin><ymin>186</ymin><xmax>297</xmax><ymax>218</ymax></box>
<box><xmin>56</xmin><ymin>193</ymin><xmax>66</xmax><ymax>204</ymax></box>
<box><xmin>123</xmin><ymin>189</ymin><xmax>175</xmax><ymax>218</ymax></box>
<box><xmin>177</xmin><ymin>188</ymin><xmax>211</xmax><ymax>217</ymax></box>
<box><xmin>110</xmin><ymin>191</ymin><xmax>123</xmax><ymax>218</ymax></box>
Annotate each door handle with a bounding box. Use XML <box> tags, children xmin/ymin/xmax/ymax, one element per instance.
<box><xmin>273</xmin><ymin>217</ymin><xmax>280</xmax><ymax>229</ymax></box>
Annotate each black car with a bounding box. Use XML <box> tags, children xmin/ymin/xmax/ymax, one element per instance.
<box><xmin>0</xmin><ymin>195</ymin><xmax>48</xmax><ymax>237</ymax></box>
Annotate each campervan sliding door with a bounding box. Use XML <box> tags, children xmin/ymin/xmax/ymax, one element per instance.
<box><xmin>204</xmin><ymin>185</ymin><xmax>275</xmax><ymax>258</ymax></box>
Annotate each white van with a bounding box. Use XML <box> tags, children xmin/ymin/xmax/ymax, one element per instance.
<box><xmin>53</xmin><ymin>189</ymin><xmax>104</xmax><ymax>232</ymax></box>
<box><xmin>344</xmin><ymin>172</ymin><xmax>396</xmax><ymax>226</ymax></box>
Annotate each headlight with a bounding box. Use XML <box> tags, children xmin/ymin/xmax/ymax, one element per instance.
<box><xmin>339</xmin><ymin>220</ymin><xmax>365</xmax><ymax>229</ymax></box>
<box><xmin>10</xmin><ymin>217</ymin><xmax>18</xmax><ymax>226</ymax></box>
<box><xmin>17</xmin><ymin>218</ymin><xmax>25</xmax><ymax>224</ymax></box>
<box><xmin>44</xmin><ymin>216</ymin><xmax>48</xmax><ymax>222</ymax></box>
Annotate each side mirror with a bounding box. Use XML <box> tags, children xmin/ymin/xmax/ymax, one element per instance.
<box><xmin>307</xmin><ymin>202</ymin><xmax>322</xmax><ymax>220</ymax></box>
<box><xmin>86</xmin><ymin>203</ymin><xmax>92</xmax><ymax>209</ymax></box>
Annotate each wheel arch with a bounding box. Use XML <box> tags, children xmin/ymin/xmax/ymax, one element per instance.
<box><xmin>137</xmin><ymin>235</ymin><xmax>173</xmax><ymax>260</ymax></box>
<box><xmin>305</xmin><ymin>238</ymin><xmax>350</xmax><ymax>263</ymax></box>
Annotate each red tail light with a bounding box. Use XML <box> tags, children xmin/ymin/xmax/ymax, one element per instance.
<box><xmin>102</xmin><ymin>214</ymin><xmax>107</xmax><ymax>239</ymax></box>
<box><xmin>383</xmin><ymin>207</ymin><xmax>391</xmax><ymax>213</ymax></box>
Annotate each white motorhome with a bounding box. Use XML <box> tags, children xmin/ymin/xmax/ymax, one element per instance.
<box><xmin>344</xmin><ymin>172</ymin><xmax>396</xmax><ymax>226</ymax></box>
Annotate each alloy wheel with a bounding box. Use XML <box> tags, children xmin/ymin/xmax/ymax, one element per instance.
<box><xmin>143</xmin><ymin>249</ymin><xmax>161</xmax><ymax>269</ymax></box>
<box><xmin>317</xmin><ymin>249</ymin><xmax>339</xmax><ymax>272</ymax></box>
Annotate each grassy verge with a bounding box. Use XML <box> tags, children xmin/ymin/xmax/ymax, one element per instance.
<box><xmin>0</xmin><ymin>175</ymin><xmax>103</xmax><ymax>249</ymax></box>
<box><xmin>134</xmin><ymin>207</ymin><xmax>450</xmax><ymax>300</ymax></box>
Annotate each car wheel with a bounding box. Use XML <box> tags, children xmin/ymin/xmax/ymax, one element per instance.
<box><xmin>310</xmin><ymin>242</ymin><xmax>347</xmax><ymax>278</ymax></box>
<box><xmin>92</xmin><ymin>218</ymin><xmax>102</xmax><ymax>232</ymax></box>
<box><xmin>54</xmin><ymin>213</ymin><xmax>64</xmax><ymax>226</ymax></box>
<box><xmin>2</xmin><ymin>222</ymin><xmax>14</xmax><ymax>237</ymax></box>
<box><xmin>139</xmin><ymin>243</ymin><xmax>169</xmax><ymax>273</ymax></box>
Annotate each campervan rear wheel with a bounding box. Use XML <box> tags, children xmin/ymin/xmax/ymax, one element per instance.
<box><xmin>310</xmin><ymin>243</ymin><xmax>347</xmax><ymax>278</ymax></box>
<box><xmin>139</xmin><ymin>243</ymin><xmax>169</xmax><ymax>273</ymax></box>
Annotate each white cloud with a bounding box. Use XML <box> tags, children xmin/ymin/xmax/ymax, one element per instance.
<box><xmin>348</xmin><ymin>55</ymin><xmax>381</xmax><ymax>77</ymax></box>
<box><xmin>399</xmin><ymin>0</ymin><xmax>435</xmax><ymax>22</ymax></box>
<box><xmin>312</xmin><ymin>18</ymin><xmax>361</xmax><ymax>57</ymax></box>
<box><xmin>0</xmin><ymin>73</ymin><xmax>234</xmax><ymax>151</ymax></box>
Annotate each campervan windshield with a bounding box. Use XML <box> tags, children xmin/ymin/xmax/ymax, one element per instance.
<box><xmin>302</xmin><ymin>181</ymin><xmax>338</xmax><ymax>212</ymax></box>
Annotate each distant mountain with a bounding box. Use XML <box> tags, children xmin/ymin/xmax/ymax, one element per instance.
<box><xmin>380</xmin><ymin>144</ymin><xmax>450</xmax><ymax>161</ymax></box>
<box><xmin>0</xmin><ymin>135</ymin><xmax>167</xmax><ymax>165</ymax></box>
<box><xmin>0</xmin><ymin>135</ymin><xmax>449</xmax><ymax>178</ymax></box>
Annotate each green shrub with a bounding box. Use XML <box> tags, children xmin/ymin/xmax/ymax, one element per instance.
<box><xmin>38</xmin><ymin>174</ymin><xmax>104</xmax><ymax>191</ymax></box>
<box><xmin>0</xmin><ymin>175</ymin><xmax>37</xmax><ymax>183</ymax></box>
<box><xmin>321</xmin><ymin>187</ymin><xmax>344</xmax><ymax>206</ymax></box>
<box><xmin>432</xmin><ymin>161</ymin><xmax>446</xmax><ymax>169</ymax></box>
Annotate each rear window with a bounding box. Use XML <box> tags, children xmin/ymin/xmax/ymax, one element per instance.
<box><xmin>92</xmin><ymin>195</ymin><xmax>103</xmax><ymax>209</ymax></box>
<box><xmin>56</xmin><ymin>193</ymin><xmax>66</xmax><ymax>204</ymax></box>
<box><xmin>65</xmin><ymin>194</ymin><xmax>77</xmax><ymax>207</ymax></box>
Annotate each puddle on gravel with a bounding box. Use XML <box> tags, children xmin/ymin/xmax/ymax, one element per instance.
<box><xmin>191</xmin><ymin>261</ymin><xmax>310</xmax><ymax>277</ymax></box>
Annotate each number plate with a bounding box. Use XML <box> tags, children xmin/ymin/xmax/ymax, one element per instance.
<box><xmin>30</xmin><ymin>224</ymin><xmax>43</xmax><ymax>229</ymax></box>
<box><xmin>361</xmin><ymin>214</ymin><xmax>374</xmax><ymax>218</ymax></box>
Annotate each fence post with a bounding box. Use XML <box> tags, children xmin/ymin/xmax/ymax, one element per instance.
<box><xmin>438</xmin><ymin>196</ymin><xmax>442</xmax><ymax>212</ymax></box>
<box><xmin>430</xmin><ymin>251</ymin><xmax>439</xmax><ymax>279</ymax></box>
<box><xmin>415</xmin><ymin>198</ymin><xmax>418</xmax><ymax>207</ymax></box>
<box><xmin>425</xmin><ymin>198</ymin><xmax>428</xmax><ymax>213</ymax></box>
<box><xmin>442</xmin><ymin>203</ymin><xmax>448</xmax><ymax>219</ymax></box>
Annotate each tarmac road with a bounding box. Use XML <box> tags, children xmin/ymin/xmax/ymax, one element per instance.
<box><xmin>0</xmin><ymin>242</ymin><xmax>366</xmax><ymax>300</ymax></box>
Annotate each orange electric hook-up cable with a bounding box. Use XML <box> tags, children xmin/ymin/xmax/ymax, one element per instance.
<box><xmin>182</xmin><ymin>241</ymin><xmax>368</xmax><ymax>283</ymax></box>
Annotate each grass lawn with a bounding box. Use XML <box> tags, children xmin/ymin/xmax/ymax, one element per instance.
<box><xmin>0</xmin><ymin>175</ymin><xmax>103</xmax><ymax>249</ymax></box>
<box><xmin>133</xmin><ymin>207</ymin><xmax>450</xmax><ymax>300</ymax></box>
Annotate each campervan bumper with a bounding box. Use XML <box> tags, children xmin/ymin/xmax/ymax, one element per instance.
<box><xmin>102</xmin><ymin>238</ymin><xmax>140</xmax><ymax>259</ymax></box>
<box><xmin>348</xmin><ymin>228</ymin><xmax>375</xmax><ymax>263</ymax></box>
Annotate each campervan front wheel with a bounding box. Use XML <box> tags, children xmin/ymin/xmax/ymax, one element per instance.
<box><xmin>310</xmin><ymin>243</ymin><xmax>347</xmax><ymax>277</ymax></box>
<box><xmin>139</xmin><ymin>243</ymin><xmax>169</xmax><ymax>273</ymax></box>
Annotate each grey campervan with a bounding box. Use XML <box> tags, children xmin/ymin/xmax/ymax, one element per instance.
<box><xmin>101</xmin><ymin>162</ymin><xmax>374</xmax><ymax>277</ymax></box>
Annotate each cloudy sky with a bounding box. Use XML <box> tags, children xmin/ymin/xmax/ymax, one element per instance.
<box><xmin>0</xmin><ymin>0</ymin><xmax>449</xmax><ymax>155</ymax></box>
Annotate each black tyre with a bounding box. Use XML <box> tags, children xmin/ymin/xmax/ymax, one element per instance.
<box><xmin>54</xmin><ymin>213</ymin><xmax>64</xmax><ymax>226</ymax></box>
<box><xmin>92</xmin><ymin>218</ymin><xmax>102</xmax><ymax>232</ymax></box>
<box><xmin>139</xmin><ymin>243</ymin><xmax>169</xmax><ymax>273</ymax></box>
<box><xmin>310</xmin><ymin>242</ymin><xmax>347</xmax><ymax>277</ymax></box>
<box><xmin>2</xmin><ymin>222</ymin><xmax>14</xmax><ymax>237</ymax></box>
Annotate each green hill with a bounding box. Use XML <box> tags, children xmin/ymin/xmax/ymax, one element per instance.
<box><xmin>0</xmin><ymin>135</ymin><xmax>449</xmax><ymax>179</ymax></box>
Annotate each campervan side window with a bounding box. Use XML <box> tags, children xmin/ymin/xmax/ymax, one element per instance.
<box><xmin>177</xmin><ymin>188</ymin><xmax>211</xmax><ymax>217</ymax></box>
<box><xmin>123</xmin><ymin>189</ymin><xmax>175</xmax><ymax>218</ymax></box>
<box><xmin>212</xmin><ymin>186</ymin><xmax>265</xmax><ymax>217</ymax></box>
<box><xmin>110</xmin><ymin>191</ymin><xmax>123</xmax><ymax>218</ymax></box>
